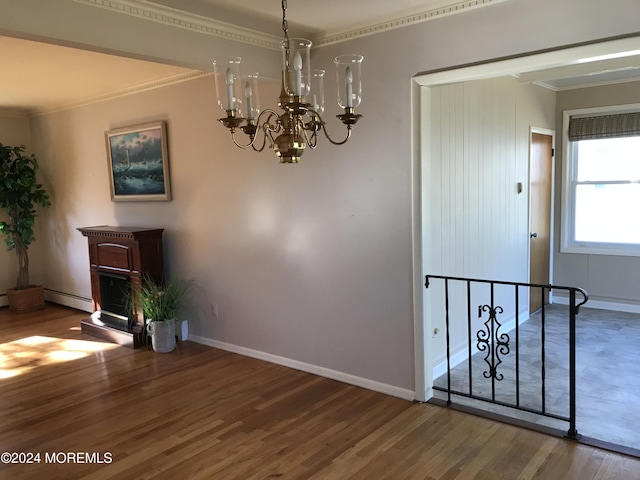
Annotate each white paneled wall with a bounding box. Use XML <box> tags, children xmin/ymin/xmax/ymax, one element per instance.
<box><xmin>429</xmin><ymin>77</ymin><xmax>519</xmax><ymax>279</ymax></box>
<box><xmin>424</xmin><ymin>76</ymin><xmax>555</xmax><ymax>367</ymax></box>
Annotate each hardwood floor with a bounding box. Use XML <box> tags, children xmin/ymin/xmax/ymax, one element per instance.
<box><xmin>1</xmin><ymin>304</ymin><xmax>639</xmax><ymax>480</ymax></box>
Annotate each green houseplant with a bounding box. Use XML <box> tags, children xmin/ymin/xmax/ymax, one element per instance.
<box><xmin>133</xmin><ymin>274</ymin><xmax>191</xmax><ymax>352</ymax></box>
<box><xmin>0</xmin><ymin>144</ymin><xmax>51</xmax><ymax>313</ymax></box>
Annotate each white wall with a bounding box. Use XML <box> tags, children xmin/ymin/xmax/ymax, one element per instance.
<box><xmin>27</xmin><ymin>73</ymin><xmax>417</xmax><ymax>398</ymax></box>
<box><xmin>0</xmin><ymin>110</ymin><xmax>39</xmax><ymax>305</ymax></box>
<box><xmin>2</xmin><ymin>0</ymin><xmax>639</xmax><ymax>397</ymax></box>
<box><xmin>554</xmin><ymin>80</ymin><xmax>640</xmax><ymax>309</ymax></box>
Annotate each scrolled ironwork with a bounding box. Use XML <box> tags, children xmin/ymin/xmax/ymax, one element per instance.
<box><xmin>476</xmin><ymin>304</ymin><xmax>510</xmax><ymax>381</ymax></box>
<box><xmin>425</xmin><ymin>273</ymin><xmax>589</xmax><ymax>440</ymax></box>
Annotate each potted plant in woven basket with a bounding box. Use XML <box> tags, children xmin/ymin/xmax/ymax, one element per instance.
<box><xmin>0</xmin><ymin>144</ymin><xmax>51</xmax><ymax>313</ymax></box>
<box><xmin>134</xmin><ymin>274</ymin><xmax>191</xmax><ymax>353</ymax></box>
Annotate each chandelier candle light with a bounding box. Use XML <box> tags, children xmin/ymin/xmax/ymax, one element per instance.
<box><xmin>212</xmin><ymin>0</ymin><xmax>363</xmax><ymax>163</ymax></box>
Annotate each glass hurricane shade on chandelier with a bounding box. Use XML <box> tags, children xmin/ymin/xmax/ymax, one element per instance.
<box><xmin>212</xmin><ymin>1</ymin><xmax>363</xmax><ymax>164</ymax></box>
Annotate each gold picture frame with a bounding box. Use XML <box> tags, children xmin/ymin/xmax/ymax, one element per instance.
<box><xmin>105</xmin><ymin>121</ymin><xmax>171</xmax><ymax>201</ymax></box>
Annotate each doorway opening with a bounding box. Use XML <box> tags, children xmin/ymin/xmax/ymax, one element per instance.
<box><xmin>412</xmin><ymin>35</ymin><xmax>640</xmax><ymax>456</ymax></box>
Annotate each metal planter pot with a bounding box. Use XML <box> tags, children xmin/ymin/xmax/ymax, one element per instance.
<box><xmin>148</xmin><ymin>319</ymin><xmax>176</xmax><ymax>353</ymax></box>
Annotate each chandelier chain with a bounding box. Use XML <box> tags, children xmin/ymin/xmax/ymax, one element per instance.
<box><xmin>282</xmin><ymin>0</ymin><xmax>290</xmax><ymax>70</ymax></box>
<box><xmin>282</xmin><ymin>0</ymin><xmax>289</xmax><ymax>44</ymax></box>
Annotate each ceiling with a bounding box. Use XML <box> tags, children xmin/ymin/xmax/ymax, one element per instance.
<box><xmin>0</xmin><ymin>36</ymin><xmax>197</xmax><ymax>113</ymax></box>
<box><xmin>1</xmin><ymin>0</ymin><xmax>640</xmax><ymax>114</ymax></box>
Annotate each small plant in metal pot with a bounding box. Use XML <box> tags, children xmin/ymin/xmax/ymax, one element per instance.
<box><xmin>133</xmin><ymin>274</ymin><xmax>192</xmax><ymax>353</ymax></box>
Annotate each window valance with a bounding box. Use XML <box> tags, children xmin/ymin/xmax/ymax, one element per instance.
<box><xmin>568</xmin><ymin>112</ymin><xmax>640</xmax><ymax>141</ymax></box>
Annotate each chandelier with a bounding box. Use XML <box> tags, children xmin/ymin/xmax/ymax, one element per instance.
<box><xmin>212</xmin><ymin>0</ymin><xmax>363</xmax><ymax>164</ymax></box>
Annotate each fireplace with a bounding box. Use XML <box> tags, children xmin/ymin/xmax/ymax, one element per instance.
<box><xmin>78</xmin><ymin>226</ymin><xmax>164</xmax><ymax>348</ymax></box>
<box><xmin>98</xmin><ymin>272</ymin><xmax>131</xmax><ymax>329</ymax></box>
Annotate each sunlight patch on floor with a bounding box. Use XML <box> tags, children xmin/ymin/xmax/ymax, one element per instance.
<box><xmin>0</xmin><ymin>336</ymin><xmax>120</xmax><ymax>379</ymax></box>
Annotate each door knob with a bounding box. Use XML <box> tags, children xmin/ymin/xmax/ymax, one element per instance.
<box><xmin>530</xmin><ymin>232</ymin><xmax>538</xmax><ymax>238</ymax></box>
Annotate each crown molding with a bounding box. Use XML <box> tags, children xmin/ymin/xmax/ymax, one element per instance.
<box><xmin>73</xmin><ymin>0</ymin><xmax>508</xmax><ymax>49</ymax></box>
<box><xmin>31</xmin><ymin>70</ymin><xmax>209</xmax><ymax>116</ymax></box>
<box><xmin>71</xmin><ymin>0</ymin><xmax>282</xmax><ymax>50</ymax></box>
<box><xmin>28</xmin><ymin>0</ymin><xmax>508</xmax><ymax>116</ymax></box>
<box><xmin>316</xmin><ymin>0</ymin><xmax>510</xmax><ymax>46</ymax></box>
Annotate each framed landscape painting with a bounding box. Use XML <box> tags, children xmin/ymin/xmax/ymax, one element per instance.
<box><xmin>105</xmin><ymin>121</ymin><xmax>171</xmax><ymax>201</ymax></box>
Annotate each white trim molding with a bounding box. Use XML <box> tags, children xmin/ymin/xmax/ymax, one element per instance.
<box><xmin>31</xmin><ymin>70</ymin><xmax>209</xmax><ymax>116</ymax></box>
<box><xmin>553</xmin><ymin>295</ymin><xmax>640</xmax><ymax>315</ymax></box>
<box><xmin>560</xmin><ymin>104</ymin><xmax>640</xmax><ymax>257</ymax></box>
<box><xmin>44</xmin><ymin>289</ymin><xmax>93</xmax><ymax>312</ymax></box>
<box><xmin>317</xmin><ymin>0</ymin><xmax>510</xmax><ymax>47</ymax></box>
<box><xmin>72</xmin><ymin>0</ymin><xmax>509</xmax><ymax>49</ymax></box>
<box><xmin>189</xmin><ymin>334</ymin><xmax>416</xmax><ymax>402</ymax></box>
<box><xmin>71</xmin><ymin>0</ymin><xmax>282</xmax><ymax>50</ymax></box>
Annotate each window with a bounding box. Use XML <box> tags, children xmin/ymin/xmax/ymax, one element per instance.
<box><xmin>562</xmin><ymin>106</ymin><xmax>640</xmax><ymax>256</ymax></box>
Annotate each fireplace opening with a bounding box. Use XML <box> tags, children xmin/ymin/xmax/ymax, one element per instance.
<box><xmin>97</xmin><ymin>273</ymin><xmax>132</xmax><ymax>330</ymax></box>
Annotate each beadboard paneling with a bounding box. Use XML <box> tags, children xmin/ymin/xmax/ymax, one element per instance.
<box><xmin>425</xmin><ymin>76</ymin><xmax>555</xmax><ymax>363</ymax></box>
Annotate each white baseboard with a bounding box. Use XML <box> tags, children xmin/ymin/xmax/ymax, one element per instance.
<box><xmin>188</xmin><ymin>334</ymin><xmax>415</xmax><ymax>402</ymax></box>
<box><xmin>1</xmin><ymin>290</ymin><xmax>91</xmax><ymax>311</ymax></box>
<box><xmin>433</xmin><ymin>344</ymin><xmax>478</xmax><ymax>380</ymax></box>
<box><xmin>553</xmin><ymin>295</ymin><xmax>640</xmax><ymax>314</ymax></box>
<box><xmin>44</xmin><ymin>289</ymin><xmax>92</xmax><ymax>312</ymax></box>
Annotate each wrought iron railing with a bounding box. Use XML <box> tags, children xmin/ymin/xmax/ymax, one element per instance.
<box><xmin>425</xmin><ymin>274</ymin><xmax>588</xmax><ymax>439</ymax></box>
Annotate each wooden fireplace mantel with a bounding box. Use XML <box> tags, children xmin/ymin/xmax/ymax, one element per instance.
<box><xmin>78</xmin><ymin>225</ymin><xmax>164</xmax><ymax>348</ymax></box>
